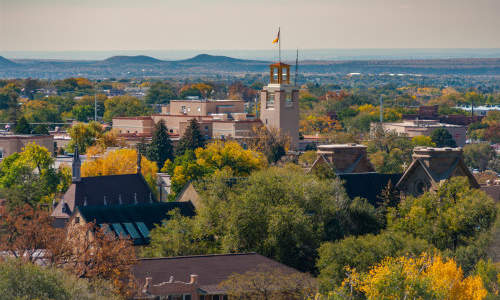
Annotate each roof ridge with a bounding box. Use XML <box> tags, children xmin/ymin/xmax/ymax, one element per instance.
<box><xmin>139</xmin><ymin>252</ymin><xmax>258</xmax><ymax>261</ymax></box>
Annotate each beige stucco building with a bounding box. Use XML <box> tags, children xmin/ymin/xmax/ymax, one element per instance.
<box><xmin>260</xmin><ymin>63</ymin><xmax>300</xmax><ymax>149</ymax></box>
<box><xmin>0</xmin><ymin>134</ymin><xmax>54</xmax><ymax>158</ymax></box>
<box><xmin>372</xmin><ymin>120</ymin><xmax>467</xmax><ymax>147</ymax></box>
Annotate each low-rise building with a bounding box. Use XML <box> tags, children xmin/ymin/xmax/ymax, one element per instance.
<box><xmin>372</xmin><ymin>119</ymin><xmax>467</xmax><ymax>147</ymax></box>
<box><xmin>133</xmin><ymin>253</ymin><xmax>308</xmax><ymax>300</ymax></box>
<box><xmin>0</xmin><ymin>134</ymin><xmax>54</xmax><ymax>158</ymax></box>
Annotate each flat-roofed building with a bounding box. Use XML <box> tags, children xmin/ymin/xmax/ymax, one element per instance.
<box><xmin>164</xmin><ymin>99</ymin><xmax>245</xmax><ymax>116</ymax></box>
<box><xmin>0</xmin><ymin>134</ymin><xmax>54</xmax><ymax>158</ymax></box>
<box><xmin>113</xmin><ymin>116</ymin><xmax>155</xmax><ymax>135</ymax></box>
<box><xmin>372</xmin><ymin>119</ymin><xmax>467</xmax><ymax>147</ymax></box>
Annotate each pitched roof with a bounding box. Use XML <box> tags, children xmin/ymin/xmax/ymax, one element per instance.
<box><xmin>52</xmin><ymin>173</ymin><xmax>156</xmax><ymax>220</ymax></box>
<box><xmin>76</xmin><ymin>202</ymin><xmax>195</xmax><ymax>245</ymax></box>
<box><xmin>338</xmin><ymin>173</ymin><xmax>402</xmax><ymax>205</ymax></box>
<box><xmin>395</xmin><ymin>158</ymin><xmax>479</xmax><ymax>190</ymax></box>
<box><xmin>133</xmin><ymin>253</ymin><xmax>298</xmax><ymax>294</ymax></box>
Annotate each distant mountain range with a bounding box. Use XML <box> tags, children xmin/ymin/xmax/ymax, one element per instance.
<box><xmin>0</xmin><ymin>56</ymin><xmax>17</xmax><ymax>67</ymax></box>
<box><xmin>1</xmin><ymin>54</ymin><xmax>500</xmax><ymax>79</ymax></box>
<box><xmin>103</xmin><ymin>55</ymin><xmax>164</xmax><ymax>64</ymax></box>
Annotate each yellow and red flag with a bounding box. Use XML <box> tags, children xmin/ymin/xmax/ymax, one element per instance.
<box><xmin>272</xmin><ymin>28</ymin><xmax>280</xmax><ymax>44</ymax></box>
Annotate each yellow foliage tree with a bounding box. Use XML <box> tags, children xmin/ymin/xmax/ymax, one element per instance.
<box><xmin>81</xmin><ymin>149</ymin><xmax>158</xmax><ymax>193</ymax></box>
<box><xmin>341</xmin><ymin>253</ymin><xmax>487</xmax><ymax>300</ymax></box>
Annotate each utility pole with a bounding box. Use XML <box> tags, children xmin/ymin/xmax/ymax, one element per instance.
<box><xmin>379</xmin><ymin>95</ymin><xmax>383</xmax><ymax>123</ymax></box>
<box><xmin>294</xmin><ymin>48</ymin><xmax>299</xmax><ymax>86</ymax></box>
<box><xmin>94</xmin><ymin>82</ymin><xmax>98</xmax><ymax>122</ymax></box>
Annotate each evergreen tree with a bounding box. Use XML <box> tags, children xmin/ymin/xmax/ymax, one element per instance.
<box><xmin>146</xmin><ymin>120</ymin><xmax>174</xmax><ymax>168</ymax></box>
<box><xmin>176</xmin><ymin>118</ymin><xmax>205</xmax><ymax>155</ymax></box>
<box><xmin>14</xmin><ymin>116</ymin><xmax>31</xmax><ymax>134</ymax></box>
<box><xmin>32</xmin><ymin>124</ymin><xmax>49</xmax><ymax>135</ymax></box>
<box><xmin>430</xmin><ymin>128</ymin><xmax>457</xmax><ymax>147</ymax></box>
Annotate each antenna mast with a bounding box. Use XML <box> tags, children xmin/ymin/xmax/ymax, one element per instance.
<box><xmin>94</xmin><ymin>82</ymin><xmax>98</xmax><ymax>121</ymax></box>
<box><xmin>294</xmin><ymin>48</ymin><xmax>299</xmax><ymax>86</ymax></box>
<box><xmin>278</xmin><ymin>26</ymin><xmax>281</xmax><ymax>64</ymax></box>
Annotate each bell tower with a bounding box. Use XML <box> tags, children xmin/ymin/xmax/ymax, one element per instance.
<box><xmin>260</xmin><ymin>62</ymin><xmax>300</xmax><ymax>150</ymax></box>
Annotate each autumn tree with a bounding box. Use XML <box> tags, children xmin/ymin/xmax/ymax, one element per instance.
<box><xmin>247</xmin><ymin>125</ymin><xmax>290</xmax><ymax>163</ymax></box>
<box><xmin>220</xmin><ymin>265</ymin><xmax>318</xmax><ymax>300</ymax></box>
<box><xmin>176</xmin><ymin>118</ymin><xmax>205</xmax><ymax>155</ymax></box>
<box><xmin>0</xmin><ymin>143</ymin><xmax>70</xmax><ymax>208</ymax></box>
<box><xmin>0</xmin><ymin>205</ymin><xmax>137</xmax><ymax>297</ymax></box>
<box><xmin>82</xmin><ymin>148</ymin><xmax>158</xmax><ymax>192</ymax></box>
<box><xmin>146</xmin><ymin>120</ymin><xmax>174</xmax><ymax>169</ymax></box>
<box><xmin>340</xmin><ymin>254</ymin><xmax>487</xmax><ymax>300</ymax></box>
<box><xmin>66</xmin><ymin>121</ymin><xmax>104</xmax><ymax>153</ymax></box>
<box><xmin>317</xmin><ymin>231</ymin><xmax>432</xmax><ymax>290</ymax></box>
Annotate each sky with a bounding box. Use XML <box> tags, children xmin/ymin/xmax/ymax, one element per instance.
<box><xmin>1</xmin><ymin>0</ymin><xmax>500</xmax><ymax>52</ymax></box>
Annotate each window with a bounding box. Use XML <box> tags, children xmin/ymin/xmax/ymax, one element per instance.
<box><xmin>75</xmin><ymin>217</ymin><xmax>80</xmax><ymax>224</ymax></box>
<box><xmin>204</xmin><ymin>126</ymin><xmax>209</xmax><ymax>131</ymax></box>
<box><xmin>213</xmin><ymin>296</ymin><xmax>220</xmax><ymax>300</ymax></box>
<box><xmin>285</xmin><ymin>92</ymin><xmax>293</xmax><ymax>107</ymax></box>
<box><xmin>266</xmin><ymin>93</ymin><xmax>274</xmax><ymax>108</ymax></box>
<box><xmin>197</xmin><ymin>107</ymin><xmax>201</xmax><ymax>112</ymax></box>
<box><xmin>181</xmin><ymin>106</ymin><xmax>186</xmax><ymax>113</ymax></box>
<box><xmin>184</xmin><ymin>295</ymin><xmax>192</xmax><ymax>300</ymax></box>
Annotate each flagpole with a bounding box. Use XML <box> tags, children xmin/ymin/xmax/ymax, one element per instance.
<box><xmin>278</xmin><ymin>26</ymin><xmax>281</xmax><ymax>64</ymax></box>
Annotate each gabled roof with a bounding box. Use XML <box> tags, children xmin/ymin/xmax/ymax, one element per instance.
<box><xmin>338</xmin><ymin>173</ymin><xmax>402</xmax><ymax>205</ymax></box>
<box><xmin>52</xmin><ymin>173</ymin><xmax>156</xmax><ymax>220</ymax></box>
<box><xmin>133</xmin><ymin>253</ymin><xmax>299</xmax><ymax>294</ymax></box>
<box><xmin>75</xmin><ymin>202</ymin><xmax>195</xmax><ymax>245</ymax></box>
<box><xmin>396</xmin><ymin>158</ymin><xmax>479</xmax><ymax>189</ymax></box>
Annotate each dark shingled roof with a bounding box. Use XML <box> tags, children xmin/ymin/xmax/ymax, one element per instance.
<box><xmin>52</xmin><ymin>173</ymin><xmax>156</xmax><ymax>220</ymax></box>
<box><xmin>76</xmin><ymin>202</ymin><xmax>195</xmax><ymax>245</ymax></box>
<box><xmin>133</xmin><ymin>253</ymin><xmax>299</xmax><ymax>294</ymax></box>
<box><xmin>338</xmin><ymin>173</ymin><xmax>402</xmax><ymax>205</ymax></box>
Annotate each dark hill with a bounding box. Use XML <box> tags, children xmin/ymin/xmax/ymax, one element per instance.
<box><xmin>178</xmin><ymin>54</ymin><xmax>265</xmax><ymax>64</ymax></box>
<box><xmin>0</xmin><ymin>56</ymin><xmax>17</xmax><ymax>67</ymax></box>
<box><xmin>103</xmin><ymin>55</ymin><xmax>163</xmax><ymax>64</ymax></box>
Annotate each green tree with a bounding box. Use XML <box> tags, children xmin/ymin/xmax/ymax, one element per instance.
<box><xmin>317</xmin><ymin>231</ymin><xmax>432</xmax><ymax>291</ymax></box>
<box><xmin>0</xmin><ymin>259</ymin><xmax>120</xmax><ymax>300</ymax></box>
<box><xmin>14</xmin><ymin>116</ymin><xmax>31</xmax><ymax>134</ymax></box>
<box><xmin>144</xmin><ymin>165</ymin><xmax>376</xmax><ymax>273</ymax></box>
<box><xmin>176</xmin><ymin>118</ymin><xmax>205</xmax><ymax>155</ymax></box>
<box><xmin>0</xmin><ymin>143</ymin><xmax>70</xmax><ymax>208</ymax></box>
<box><xmin>463</xmin><ymin>143</ymin><xmax>495</xmax><ymax>171</ymax></box>
<box><xmin>72</xmin><ymin>104</ymin><xmax>94</xmax><ymax>122</ymax></box>
<box><xmin>103</xmin><ymin>95</ymin><xmax>150</xmax><ymax>121</ymax></box>
<box><xmin>431</xmin><ymin>128</ymin><xmax>457</xmax><ymax>147</ymax></box>
<box><xmin>146</xmin><ymin>120</ymin><xmax>174</xmax><ymax>169</ymax></box>
<box><xmin>145</xmin><ymin>82</ymin><xmax>177</xmax><ymax>104</ymax></box>
<box><xmin>66</xmin><ymin>121</ymin><xmax>104</xmax><ymax>153</ymax></box>
<box><xmin>388</xmin><ymin>177</ymin><xmax>496</xmax><ymax>254</ymax></box>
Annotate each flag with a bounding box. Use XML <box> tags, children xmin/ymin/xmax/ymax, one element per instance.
<box><xmin>272</xmin><ymin>29</ymin><xmax>280</xmax><ymax>44</ymax></box>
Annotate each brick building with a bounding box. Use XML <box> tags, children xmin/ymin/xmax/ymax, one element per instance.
<box><xmin>0</xmin><ymin>134</ymin><xmax>54</xmax><ymax>158</ymax></box>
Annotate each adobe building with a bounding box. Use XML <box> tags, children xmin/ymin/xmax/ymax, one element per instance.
<box><xmin>396</xmin><ymin>147</ymin><xmax>479</xmax><ymax>197</ymax></box>
<box><xmin>113</xmin><ymin>116</ymin><xmax>155</xmax><ymax>135</ymax></box>
<box><xmin>0</xmin><ymin>134</ymin><xmax>54</xmax><ymax>158</ymax></box>
<box><xmin>372</xmin><ymin>119</ymin><xmax>467</xmax><ymax>147</ymax></box>
<box><xmin>260</xmin><ymin>62</ymin><xmax>300</xmax><ymax>149</ymax></box>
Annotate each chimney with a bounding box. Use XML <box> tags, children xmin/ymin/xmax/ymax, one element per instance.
<box><xmin>316</xmin><ymin>144</ymin><xmax>374</xmax><ymax>174</ymax></box>
<box><xmin>72</xmin><ymin>145</ymin><xmax>81</xmax><ymax>182</ymax></box>
<box><xmin>412</xmin><ymin>147</ymin><xmax>463</xmax><ymax>175</ymax></box>
<box><xmin>189</xmin><ymin>274</ymin><xmax>199</xmax><ymax>285</ymax></box>
<box><xmin>142</xmin><ymin>277</ymin><xmax>152</xmax><ymax>294</ymax></box>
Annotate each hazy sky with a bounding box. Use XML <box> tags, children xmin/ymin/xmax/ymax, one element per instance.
<box><xmin>1</xmin><ymin>0</ymin><xmax>500</xmax><ymax>51</ymax></box>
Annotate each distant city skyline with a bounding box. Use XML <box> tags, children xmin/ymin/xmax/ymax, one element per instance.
<box><xmin>1</xmin><ymin>0</ymin><xmax>500</xmax><ymax>52</ymax></box>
